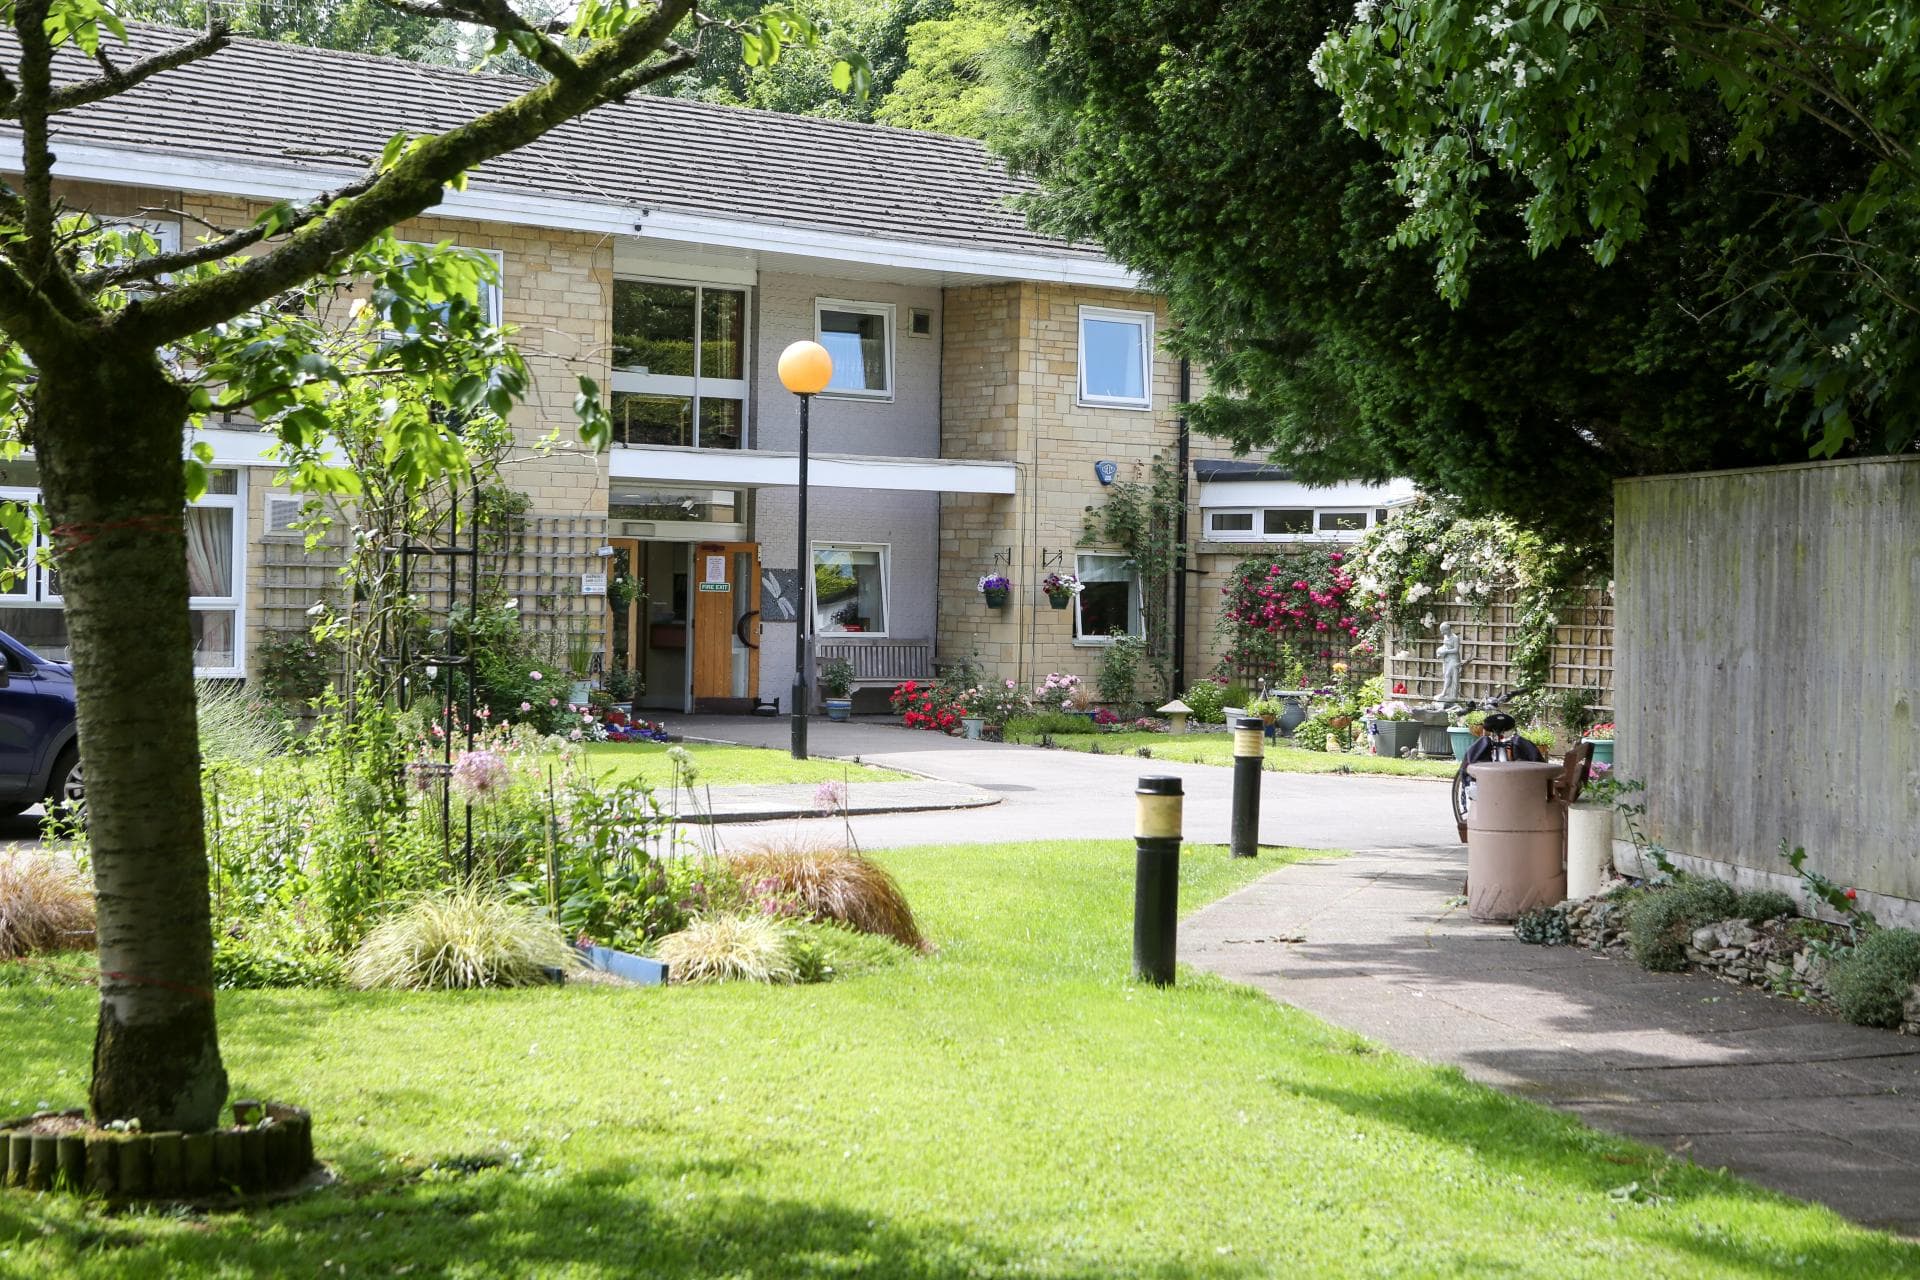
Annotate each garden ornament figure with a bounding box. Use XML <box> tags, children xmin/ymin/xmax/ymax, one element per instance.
<box><xmin>1436</xmin><ymin>622</ymin><xmax>1466</xmax><ymax>704</ymax></box>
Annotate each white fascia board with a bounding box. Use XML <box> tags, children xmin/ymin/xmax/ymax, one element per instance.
<box><xmin>1196</xmin><ymin>477</ymin><xmax>1419</xmax><ymax>509</ymax></box>
<box><xmin>196</xmin><ymin>427</ymin><xmax>288</xmax><ymax>467</ymax></box>
<box><xmin>609</xmin><ymin>446</ymin><xmax>1016</xmax><ymax>495</ymax></box>
<box><xmin>9</xmin><ymin>138</ymin><xmax>1141</xmax><ymax>290</ymax></box>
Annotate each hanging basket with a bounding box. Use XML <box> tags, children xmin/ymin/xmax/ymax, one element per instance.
<box><xmin>983</xmin><ymin>588</ymin><xmax>1009</xmax><ymax>609</ymax></box>
<box><xmin>1045</xmin><ymin>593</ymin><xmax>1071</xmax><ymax>610</ymax></box>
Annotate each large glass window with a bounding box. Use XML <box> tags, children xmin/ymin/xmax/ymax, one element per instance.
<box><xmin>1078</xmin><ymin>306</ymin><xmax>1153</xmax><ymax>408</ymax></box>
<box><xmin>609</xmin><ymin>487</ymin><xmax>740</xmax><ymax>523</ymax></box>
<box><xmin>0</xmin><ymin>463</ymin><xmax>245</xmax><ymax>676</ymax></box>
<box><xmin>1075</xmin><ymin>552</ymin><xmax>1140</xmax><ymax>641</ymax></box>
<box><xmin>610</xmin><ymin>280</ymin><xmax>749</xmax><ymax>448</ymax></box>
<box><xmin>812</xmin><ymin>544</ymin><xmax>888</xmax><ymax>635</ymax></box>
<box><xmin>815</xmin><ymin>300</ymin><xmax>894</xmax><ymax>398</ymax></box>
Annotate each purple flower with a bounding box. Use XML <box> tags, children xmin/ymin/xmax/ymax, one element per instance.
<box><xmin>450</xmin><ymin>749</ymin><xmax>511</xmax><ymax>802</ymax></box>
<box><xmin>814</xmin><ymin>780</ymin><xmax>847</xmax><ymax>816</ymax></box>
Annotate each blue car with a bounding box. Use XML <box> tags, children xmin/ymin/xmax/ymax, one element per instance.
<box><xmin>0</xmin><ymin>629</ymin><xmax>81</xmax><ymax>815</ymax></box>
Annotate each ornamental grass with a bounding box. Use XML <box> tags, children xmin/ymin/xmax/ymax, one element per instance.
<box><xmin>346</xmin><ymin>886</ymin><xmax>578</xmax><ymax>991</ymax></box>
<box><xmin>654</xmin><ymin>913</ymin><xmax>796</xmax><ymax>985</ymax></box>
<box><xmin>730</xmin><ymin>839</ymin><xmax>926</xmax><ymax>950</ymax></box>
<box><xmin>0</xmin><ymin>851</ymin><xmax>95</xmax><ymax>960</ymax></box>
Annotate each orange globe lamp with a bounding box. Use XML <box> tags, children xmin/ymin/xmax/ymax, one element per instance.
<box><xmin>778</xmin><ymin>340</ymin><xmax>833</xmax><ymax>396</ymax></box>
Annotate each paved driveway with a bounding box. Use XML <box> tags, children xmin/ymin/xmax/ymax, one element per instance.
<box><xmin>675</xmin><ymin>715</ymin><xmax>1453</xmax><ymax>852</ymax></box>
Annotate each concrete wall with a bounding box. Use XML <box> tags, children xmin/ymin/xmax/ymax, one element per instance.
<box><xmin>1614</xmin><ymin>456</ymin><xmax>1920</xmax><ymax>922</ymax></box>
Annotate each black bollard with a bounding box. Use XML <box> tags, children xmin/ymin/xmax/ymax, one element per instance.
<box><xmin>1231</xmin><ymin>715</ymin><xmax>1263</xmax><ymax>858</ymax></box>
<box><xmin>1133</xmin><ymin>775</ymin><xmax>1184</xmax><ymax>986</ymax></box>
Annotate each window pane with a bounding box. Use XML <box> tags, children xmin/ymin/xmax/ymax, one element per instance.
<box><xmin>203</xmin><ymin>469</ymin><xmax>238</xmax><ymax>495</ymax></box>
<box><xmin>0</xmin><ymin>608</ymin><xmax>66</xmax><ymax>659</ymax></box>
<box><xmin>185</xmin><ymin>506</ymin><xmax>234</xmax><ymax>597</ymax></box>
<box><xmin>1075</xmin><ymin>554</ymin><xmax>1136</xmax><ymax>638</ymax></box>
<box><xmin>813</xmin><ymin>546</ymin><xmax>885</xmax><ymax>633</ymax></box>
<box><xmin>1082</xmin><ymin>316</ymin><xmax>1146</xmax><ymax>402</ymax></box>
<box><xmin>1318</xmin><ymin>510</ymin><xmax>1367</xmax><ymax>532</ymax></box>
<box><xmin>698</xmin><ymin>398</ymin><xmax>743</xmax><ymax>450</ymax></box>
<box><xmin>612</xmin><ymin>282</ymin><xmax>696</xmax><ymax>374</ymax></box>
<box><xmin>608</xmin><ymin>487</ymin><xmax>740</xmax><ymax>522</ymax></box>
<box><xmin>701</xmin><ymin>289</ymin><xmax>746</xmax><ymax>380</ymax></box>
<box><xmin>1209</xmin><ymin>512</ymin><xmax>1253</xmax><ymax>533</ymax></box>
<box><xmin>819</xmin><ymin>309</ymin><xmax>888</xmax><ymax>393</ymax></box>
<box><xmin>190</xmin><ymin>609</ymin><xmax>235</xmax><ymax>669</ymax></box>
<box><xmin>0</xmin><ymin>523</ymin><xmax>29</xmax><ymax>601</ymax></box>
<box><xmin>1264</xmin><ymin>509</ymin><xmax>1312</xmax><ymax>535</ymax></box>
<box><xmin>612</xmin><ymin>392</ymin><xmax>693</xmax><ymax>447</ymax></box>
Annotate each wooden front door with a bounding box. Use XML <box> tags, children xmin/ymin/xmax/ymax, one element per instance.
<box><xmin>691</xmin><ymin>542</ymin><xmax>760</xmax><ymax>712</ymax></box>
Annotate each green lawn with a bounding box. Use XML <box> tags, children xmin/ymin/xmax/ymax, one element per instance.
<box><xmin>582</xmin><ymin>741</ymin><xmax>911</xmax><ymax>787</ymax></box>
<box><xmin>1012</xmin><ymin>730</ymin><xmax>1459</xmax><ymax>778</ymax></box>
<box><xmin>1</xmin><ymin>841</ymin><xmax>1909</xmax><ymax>1276</ymax></box>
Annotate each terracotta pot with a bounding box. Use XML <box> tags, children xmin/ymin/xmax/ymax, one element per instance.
<box><xmin>1471</xmin><ymin>724</ymin><xmax>1486</xmax><ymax>737</ymax></box>
<box><xmin>1327</xmin><ymin>715</ymin><xmax>1352</xmax><ymax>730</ymax></box>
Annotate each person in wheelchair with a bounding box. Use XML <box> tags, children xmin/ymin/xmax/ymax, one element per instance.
<box><xmin>1453</xmin><ymin>711</ymin><xmax>1544</xmax><ymax>840</ymax></box>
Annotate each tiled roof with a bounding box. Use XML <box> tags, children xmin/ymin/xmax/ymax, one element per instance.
<box><xmin>17</xmin><ymin>22</ymin><xmax>1104</xmax><ymax>263</ymax></box>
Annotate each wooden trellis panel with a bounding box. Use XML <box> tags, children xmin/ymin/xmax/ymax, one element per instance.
<box><xmin>1381</xmin><ymin>590</ymin><xmax>1614</xmax><ymax>717</ymax></box>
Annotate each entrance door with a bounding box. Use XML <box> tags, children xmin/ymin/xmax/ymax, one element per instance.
<box><xmin>692</xmin><ymin>542</ymin><xmax>760</xmax><ymax>713</ymax></box>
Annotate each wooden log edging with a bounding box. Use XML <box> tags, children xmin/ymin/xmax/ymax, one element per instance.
<box><xmin>0</xmin><ymin>1100</ymin><xmax>314</xmax><ymax>1198</ymax></box>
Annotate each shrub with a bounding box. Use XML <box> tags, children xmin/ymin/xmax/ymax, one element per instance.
<box><xmin>656</xmin><ymin>913</ymin><xmax>796</xmax><ymax>984</ymax></box>
<box><xmin>1097</xmin><ymin>634</ymin><xmax>1146</xmax><ymax>706</ymax></box>
<box><xmin>1829</xmin><ymin>928</ymin><xmax>1920</xmax><ymax>1028</ymax></box>
<box><xmin>213</xmin><ymin>934</ymin><xmax>345</xmax><ymax>989</ymax></box>
<box><xmin>787</xmin><ymin>920</ymin><xmax>913</xmax><ymax>983</ymax></box>
<box><xmin>254</xmin><ymin>629</ymin><xmax>336</xmax><ymax>710</ymax></box>
<box><xmin>346</xmin><ymin>888</ymin><xmax>579</xmax><ymax>990</ymax></box>
<box><xmin>1181</xmin><ymin>679</ymin><xmax>1230</xmax><ymax>725</ymax></box>
<box><xmin>0</xmin><ymin>851</ymin><xmax>94</xmax><ymax>959</ymax></box>
<box><xmin>1736</xmin><ymin>889</ymin><xmax>1797</xmax><ymax>925</ymax></box>
<box><xmin>1625</xmin><ymin>878</ymin><xmax>1738</xmax><ymax>972</ymax></box>
<box><xmin>730</xmin><ymin>842</ymin><xmax>926</xmax><ymax>950</ymax></box>
<box><xmin>1005</xmin><ymin>710</ymin><xmax>1093</xmax><ymax>739</ymax></box>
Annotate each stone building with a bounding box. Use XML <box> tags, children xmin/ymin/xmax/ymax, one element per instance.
<box><xmin>0</xmin><ymin>24</ymin><xmax>1407</xmax><ymax>712</ymax></box>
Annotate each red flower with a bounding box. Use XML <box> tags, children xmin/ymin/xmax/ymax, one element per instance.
<box><xmin>1845</xmin><ymin>888</ymin><xmax>1858</xmax><ymax>901</ymax></box>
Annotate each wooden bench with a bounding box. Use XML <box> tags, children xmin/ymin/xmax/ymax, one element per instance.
<box><xmin>815</xmin><ymin>639</ymin><xmax>935</xmax><ymax>689</ymax></box>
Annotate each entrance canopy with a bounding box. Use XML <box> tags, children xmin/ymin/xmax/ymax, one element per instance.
<box><xmin>608</xmin><ymin>444</ymin><xmax>1015</xmax><ymax>495</ymax></box>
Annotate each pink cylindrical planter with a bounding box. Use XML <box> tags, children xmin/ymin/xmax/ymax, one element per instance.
<box><xmin>1465</xmin><ymin>761</ymin><xmax>1567</xmax><ymax>923</ymax></box>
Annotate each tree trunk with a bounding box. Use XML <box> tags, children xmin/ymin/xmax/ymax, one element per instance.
<box><xmin>33</xmin><ymin>347</ymin><xmax>227</xmax><ymax>1132</ymax></box>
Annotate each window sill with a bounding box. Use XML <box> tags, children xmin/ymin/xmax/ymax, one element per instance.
<box><xmin>817</xmin><ymin>390</ymin><xmax>895</xmax><ymax>404</ymax></box>
<box><xmin>1075</xmin><ymin>397</ymin><xmax>1153</xmax><ymax>412</ymax></box>
<box><xmin>1072</xmin><ymin>636</ymin><xmax>1141</xmax><ymax>648</ymax></box>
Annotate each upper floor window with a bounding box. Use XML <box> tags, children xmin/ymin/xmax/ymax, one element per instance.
<box><xmin>1078</xmin><ymin>305</ymin><xmax>1153</xmax><ymax>409</ymax></box>
<box><xmin>1203</xmin><ymin>505</ymin><xmax>1388</xmax><ymax>543</ymax></box>
<box><xmin>816</xmin><ymin>299</ymin><xmax>894</xmax><ymax>399</ymax></box>
<box><xmin>611</xmin><ymin>280</ymin><xmax>748</xmax><ymax>449</ymax></box>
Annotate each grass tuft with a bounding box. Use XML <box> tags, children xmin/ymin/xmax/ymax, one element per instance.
<box><xmin>0</xmin><ymin>850</ymin><xmax>94</xmax><ymax>960</ymax></box>
<box><xmin>655</xmin><ymin>913</ymin><xmax>796</xmax><ymax>984</ymax></box>
<box><xmin>346</xmin><ymin>887</ymin><xmax>578</xmax><ymax>990</ymax></box>
<box><xmin>731</xmin><ymin>838</ymin><xmax>926</xmax><ymax>949</ymax></box>
<box><xmin>196</xmin><ymin>678</ymin><xmax>287</xmax><ymax>766</ymax></box>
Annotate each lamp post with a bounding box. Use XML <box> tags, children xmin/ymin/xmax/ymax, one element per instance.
<box><xmin>778</xmin><ymin>340</ymin><xmax>833</xmax><ymax>760</ymax></box>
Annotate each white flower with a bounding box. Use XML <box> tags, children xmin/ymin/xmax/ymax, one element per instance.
<box><xmin>1421</xmin><ymin>613</ymin><xmax>1436</xmax><ymax>628</ymax></box>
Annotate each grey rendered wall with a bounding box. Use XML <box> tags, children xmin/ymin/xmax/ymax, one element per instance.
<box><xmin>748</xmin><ymin>270</ymin><xmax>944</xmax><ymax>703</ymax></box>
<box><xmin>1614</xmin><ymin>457</ymin><xmax>1920</xmax><ymax>919</ymax></box>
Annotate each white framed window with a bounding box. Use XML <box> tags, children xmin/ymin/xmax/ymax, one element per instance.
<box><xmin>612</xmin><ymin>279</ymin><xmax>749</xmax><ymax>449</ymax></box>
<box><xmin>1205</xmin><ymin>510</ymin><xmax>1256</xmax><ymax>537</ymax></box>
<box><xmin>1077</xmin><ymin>305</ymin><xmax>1153</xmax><ymax>409</ymax></box>
<box><xmin>399</xmin><ymin>242</ymin><xmax>503</xmax><ymax>328</ymax></box>
<box><xmin>1199</xmin><ymin>505</ymin><xmax>1382</xmax><ymax>543</ymax></box>
<box><xmin>0</xmin><ymin>464</ymin><xmax>246</xmax><ymax>677</ymax></box>
<box><xmin>1317</xmin><ymin>510</ymin><xmax>1369</xmax><ymax>533</ymax></box>
<box><xmin>811</xmin><ymin>544</ymin><xmax>889</xmax><ymax>636</ymax></box>
<box><xmin>815</xmin><ymin>299</ymin><xmax>894</xmax><ymax>399</ymax></box>
<box><xmin>1074</xmin><ymin>552</ymin><xmax>1141</xmax><ymax>643</ymax></box>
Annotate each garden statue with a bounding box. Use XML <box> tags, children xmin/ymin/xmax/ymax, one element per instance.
<box><xmin>1436</xmin><ymin>622</ymin><xmax>1466</xmax><ymax>704</ymax></box>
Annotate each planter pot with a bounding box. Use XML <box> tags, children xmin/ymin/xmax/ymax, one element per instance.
<box><xmin>824</xmin><ymin>697</ymin><xmax>852</xmax><ymax>723</ymax></box>
<box><xmin>983</xmin><ymin>588</ymin><xmax>1008</xmax><ymax>609</ymax></box>
<box><xmin>567</xmin><ymin>680</ymin><xmax>592</xmax><ymax>710</ymax></box>
<box><xmin>1583</xmin><ymin>737</ymin><xmax>1615</xmax><ymax>765</ymax></box>
<box><xmin>1374</xmin><ymin>719</ymin><xmax>1422</xmax><ymax>758</ymax></box>
<box><xmin>1278</xmin><ymin>696</ymin><xmax>1308</xmax><ymax>736</ymax></box>
<box><xmin>1566</xmin><ymin>803</ymin><xmax>1615</xmax><ymax>899</ymax></box>
<box><xmin>1447</xmin><ymin>725</ymin><xmax>1475</xmax><ymax>761</ymax></box>
<box><xmin>1046</xmin><ymin>593</ymin><xmax>1071</xmax><ymax>610</ymax></box>
<box><xmin>961</xmin><ymin>716</ymin><xmax>986</xmax><ymax>740</ymax></box>
<box><xmin>1327</xmin><ymin>715</ymin><xmax>1353</xmax><ymax>731</ymax></box>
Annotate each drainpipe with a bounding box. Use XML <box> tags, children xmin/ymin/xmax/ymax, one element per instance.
<box><xmin>1172</xmin><ymin>357</ymin><xmax>1191</xmax><ymax>694</ymax></box>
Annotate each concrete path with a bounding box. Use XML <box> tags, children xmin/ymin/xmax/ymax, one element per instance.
<box><xmin>681</xmin><ymin>779</ymin><xmax>995</xmax><ymax>823</ymax></box>
<box><xmin>676</xmin><ymin>714</ymin><xmax>1451</xmax><ymax>851</ymax></box>
<box><xmin>1184</xmin><ymin>843</ymin><xmax>1920</xmax><ymax>1236</ymax></box>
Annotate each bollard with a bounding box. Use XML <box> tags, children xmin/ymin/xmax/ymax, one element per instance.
<box><xmin>1230</xmin><ymin>715</ymin><xmax>1263</xmax><ymax>858</ymax></box>
<box><xmin>1133</xmin><ymin>775</ymin><xmax>1184</xmax><ymax>986</ymax></box>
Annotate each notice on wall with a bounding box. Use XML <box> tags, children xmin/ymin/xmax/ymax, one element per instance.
<box><xmin>704</xmin><ymin>555</ymin><xmax>727</xmax><ymax>585</ymax></box>
<box><xmin>580</xmin><ymin>572</ymin><xmax>608</xmax><ymax>596</ymax></box>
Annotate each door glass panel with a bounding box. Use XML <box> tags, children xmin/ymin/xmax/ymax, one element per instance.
<box><xmin>701</xmin><ymin>289</ymin><xmax>746</xmax><ymax>380</ymax></box>
<box><xmin>184</xmin><ymin>506</ymin><xmax>234</xmax><ymax>597</ymax></box>
<box><xmin>612</xmin><ymin>392</ymin><xmax>693</xmax><ymax>447</ymax></box>
<box><xmin>731</xmin><ymin>550</ymin><xmax>752</xmax><ymax>698</ymax></box>
<box><xmin>612</xmin><ymin>281</ymin><xmax>695</xmax><ymax>374</ymax></box>
<box><xmin>698</xmin><ymin>398</ymin><xmax>743</xmax><ymax>450</ymax></box>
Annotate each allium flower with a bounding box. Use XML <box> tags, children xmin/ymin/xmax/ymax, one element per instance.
<box><xmin>450</xmin><ymin>749</ymin><xmax>511</xmax><ymax>802</ymax></box>
<box><xmin>814</xmin><ymin>780</ymin><xmax>847</xmax><ymax>816</ymax></box>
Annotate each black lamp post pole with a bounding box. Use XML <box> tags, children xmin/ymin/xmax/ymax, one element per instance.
<box><xmin>791</xmin><ymin>392</ymin><xmax>811</xmax><ymax>760</ymax></box>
